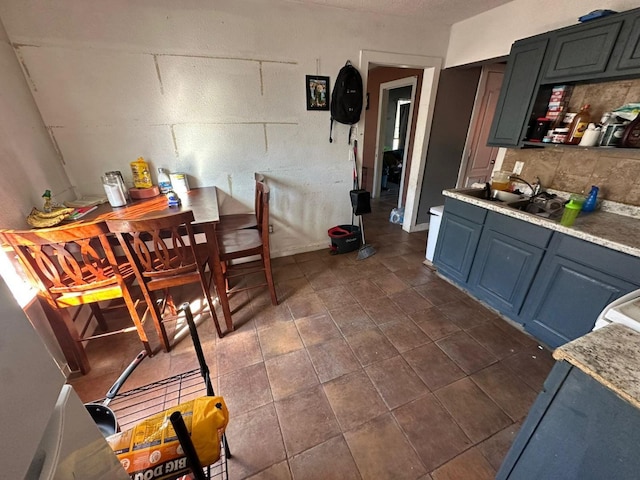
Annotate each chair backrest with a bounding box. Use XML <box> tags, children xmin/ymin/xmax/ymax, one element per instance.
<box><xmin>106</xmin><ymin>211</ymin><xmax>200</xmax><ymax>281</ymax></box>
<box><xmin>254</xmin><ymin>172</ymin><xmax>265</xmax><ymax>215</ymax></box>
<box><xmin>2</xmin><ymin>222</ymin><xmax>121</xmax><ymax>304</ymax></box>
<box><xmin>255</xmin><ymin>180</ymin><xmax>270</xmax><ymax>240</ymax></box>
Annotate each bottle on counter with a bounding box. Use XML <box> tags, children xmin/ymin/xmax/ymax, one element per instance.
<box><xmin>582</xmin><ymin>185</ymin><xmax>599</xmax><ymax>212</ymax></box>
<box><xmin>566</xmin><ymin>104</ymin><xmax>591</xmax><ymax>145</ymax></box>
<box><xmin>157</xmin><ymin>168</ymin><xmax>173</xmax><ymax>194</ymax></box>
<box><xmin>130</xmin><ymin>157</ymin><xmax>153</xmax><ymax>189</ymax></box>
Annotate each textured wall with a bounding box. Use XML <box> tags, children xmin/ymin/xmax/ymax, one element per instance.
<box><xmin>501</xmin><ymin>78</ymin><xmax>640</xmax><ymax>204</ymax></box>
<box><xmin>0</xmin><ymin>0</ymin><xmax>450</xmax><ymax>256</ymax></box>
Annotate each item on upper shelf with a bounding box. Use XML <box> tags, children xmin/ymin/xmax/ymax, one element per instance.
<box><xmin>612</xmin><ymin>103</ymin><xmax>640</xmax><ymax>121</ymax></box>
<box><xmin>582</xmin><ymin>185</ymin><xmax>599</xmax><ymax>212</ymax></box>
<box><xmin>621</xmin><ymin>113</ymin><xmax>640</xmax><ymax>148</ymax></box>
<box><xmin>130</xmin><ymin>157</ymin><xmax>153</xmax><ymax>189</ymax></box>
<box><xmin>529</xmin><ymin>117</ymin><xmax>552</xmax><ymax>142</ymax></box>
<box><xmin>579</xmin><ymin>123</ymin><xmax>601</xmax><ymax>147</ymax></box>
<box><xmin>599</xmin><ymin>122</ymin><xmax>628</xmax><ymax>147</ymax></box>
<box><xmin>552</xmin><ymin>127</ymin><xmax>569</xmax><ymax>144</ymax></box>
<box><xmin>546</xmin><ymin>85</ymin><xmax>572</xmax><ymax>123</ymax></box>
<box><xmin>566</xmin><ymin>104</ymin><xmax>591</xmax><ymax>145</ymax></box>
<box><xmin>157</xmin><ymin>167</ymin><xmax>173</xmax><ymax>194</ymax></box>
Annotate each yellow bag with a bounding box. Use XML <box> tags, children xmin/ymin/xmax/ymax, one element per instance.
<box><xmin>106</xmin><ymin>396</ymin><xmax>229</xmax><ymax>480</ymax></box>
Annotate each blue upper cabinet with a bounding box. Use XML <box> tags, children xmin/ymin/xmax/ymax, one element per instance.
<box><xmin>616</xmin><ymin>11</ymin><xmax>640</xmax><ymax>73</ymax></box>
<box><xmin>487</xmin><ymin>37</ymin><xmax>548</xmax><ymax>147</ymax></box>
<box><xmin>542</xmin><ymin>20</ymin><xmax>623</xmax><ymax>82</ymax></box>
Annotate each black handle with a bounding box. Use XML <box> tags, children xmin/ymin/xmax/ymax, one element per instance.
<box><xmin>180</xmin><ymin>302</ymin><xmax>214</xmax><ymax>397</ymax></box>
<box><xmin>104</xmin><ymin>350</ymin><xmax>147</xmax><ymax>404</ymax></box>
<box><xmin>170</xmin><ymin>412</ymin><xmax>206</xmax><ymax>480</ymax></box>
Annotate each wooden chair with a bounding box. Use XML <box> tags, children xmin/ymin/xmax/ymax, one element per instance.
<box><xmin>106</xmin><ymin>211</ymin><xmax>223</xmax><ymax>351</ymax></box>
<box><xmin>2</xmin><ymin>222</ymin><xmax>152</xmax><ymax>374</ymax></box>
<box><xmin>213</xmin><ymin>178</ymin><xmax>278</xmax><ymax>332</ymax></box>
<box><xmin>216</xmin><ymin>173</ymin><xmax>264</xmax><ymax>232</ymax></box>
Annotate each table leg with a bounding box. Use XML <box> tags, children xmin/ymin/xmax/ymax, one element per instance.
<box><xmin>37</xmin><ymin>296</ymin><xmax>91</xmax><ymax>374</ymax></box>
<box><xmin>202</xmin><ymin>223</ymin><xmax>234</xmax><ymax>334</ymax></box>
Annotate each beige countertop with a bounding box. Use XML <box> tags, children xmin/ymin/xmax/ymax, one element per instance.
<box><xmin>554</xmin><ymin>324</ymin><xmax>640</xmax><ymax>409</ymax></box>
<box><xmin>444</xmin><ymin>188</ymin><xmax>640</xmax><ymax>258</ymax></box>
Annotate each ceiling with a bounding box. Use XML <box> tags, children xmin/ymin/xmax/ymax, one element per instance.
<box><xmin>288</xmin><ymin>0</ymin><xmax>514</xmax><ymax>25</ymax></box>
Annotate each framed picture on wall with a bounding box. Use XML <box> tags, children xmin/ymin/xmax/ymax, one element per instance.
<box><xmin>306</xmin><ymin>75</ymin><xmax>330</xmax><ymax>110</ymax></box>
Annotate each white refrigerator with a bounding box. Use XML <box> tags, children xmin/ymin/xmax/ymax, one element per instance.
<box><xmin>0</xmin><ymin>278</ymin><xmax>128</xmax><ymax>479</ymax></box>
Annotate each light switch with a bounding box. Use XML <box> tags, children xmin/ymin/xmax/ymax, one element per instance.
<box><xmin>513</xmin><ymin>161</ymin><xmax>524</xmax><ymax>175</ymax></box>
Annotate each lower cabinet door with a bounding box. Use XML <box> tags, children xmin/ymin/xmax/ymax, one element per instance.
<box><xmin>521</xmin><ymin>255</ymin><xmax>637</xmax><ymax>348</ymax></box>
<box><xmin>468</xmin><ymin>230</ymin><xmax>544</xmax><ymax>320</ymax></box>
<box><xmin>433</xmin><ymin>213</ymin><xmax>482</xmax><ymax>285</ymax></box>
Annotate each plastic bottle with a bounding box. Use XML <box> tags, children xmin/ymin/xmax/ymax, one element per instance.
<box><xmin>566</xmin><ymin>104</ymin><xmax>591</xmax><ymax>145</ymax></box>
<box><xmin>157</xmin><ymin>168</ymin><xmax>173</xmax><ymax>194</ymax></box>
<box><xmin>130</xmin><ymin>157</ymin><xmax>153</xmax><ymax>189</ymax></box>
<box><xmin>582</xmin><ymin>185</ymin><xmax>599</xmax><ymax>212</ymax></box>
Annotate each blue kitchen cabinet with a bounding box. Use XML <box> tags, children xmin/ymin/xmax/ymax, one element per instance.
<box><xmin>467</xmin><ymin>213</ymin><xmax>551</xmax><ymax>322</ymax></box>
<box><xmin>487</xmin><ymin>36</ymin><xmax>549</xmax><ymax>147</ymax></box>
<box><xmin>497</xmin><ymin>361</ymin><xmax>640</xmax><ymax>479</ymax></box>
<box><xmin>433</xmin><ymin>198</ymin><xmax>485</xmax><ymax>285</ymax></box>
<box><xmin>521</xmin><ymin>233</ymin><xmax>640</xmax><ymax>348</ymax></box>
<box><xmin>542</xmin><ymin>18</ymin><xmax>623</xmax><ymax>82</ymax></box>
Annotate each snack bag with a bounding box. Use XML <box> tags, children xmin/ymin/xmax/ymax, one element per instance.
<box><xmin>106</xmin><ymin>396</ymin><xmax>229</xmax><ymax>480</ymax></box>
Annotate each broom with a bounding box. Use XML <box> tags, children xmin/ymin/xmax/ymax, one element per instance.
<box><xmin>352</xmin><ymin>140</ymin><xmax>376</xmax><ymax>260</ymax></box>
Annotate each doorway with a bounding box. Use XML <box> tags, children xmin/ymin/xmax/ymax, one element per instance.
<box><xmin>359</xmin><ymin>50</ymin><xmax>442</xmax><ymax>232</ymax></box>
<box><xmin>374</xmin><ymin>77</ymin><xmax>417</xmax><ymax>208</ymax></box>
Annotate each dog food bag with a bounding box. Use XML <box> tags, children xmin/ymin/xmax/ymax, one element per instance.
<box><xmin>106</xmin><ymin>396</ymin><xmax>229</xmax><ymax>480</ymax></box>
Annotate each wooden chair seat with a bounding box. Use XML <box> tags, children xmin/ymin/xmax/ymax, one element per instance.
<box><xmin>217</xmin><ymin>213</ymin><xmax>258</xmax><ymax>232</ymax></box>
<box><xmin>217</xmin><ymin>229</ymin><xmax>263</xmax><ymax>256</ymax></box>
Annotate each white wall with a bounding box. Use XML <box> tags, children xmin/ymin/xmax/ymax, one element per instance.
<box><xmin>446</xmin><ymin>0</ymin><xmax>640</xmax><ymax>68</ymax></box>
<box><xmin>0</xmin><ymin>17</ymin><xmax>73</xmax><ymax>227</ymax></box>
<box><xmin>0</xmin><ymin>0</ymin><xmax>450</xmax><ymax>256</ymax></box>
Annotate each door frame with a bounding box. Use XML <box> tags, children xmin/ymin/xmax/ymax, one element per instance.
<box><xmin>373</xmin><ymin>76</ymin><xmax>417</xmax><ymax>207</ymax></box>
<box><xmin>359</xmin><ymin>50</ymin><xmax>442</xmax><ymax>232</ymax></box>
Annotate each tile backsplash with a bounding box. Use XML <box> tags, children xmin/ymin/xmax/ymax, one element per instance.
<box><xmin>502</xmin><ymin>78</ymin><xmax>640</xmax><ymax>206</ymax></box>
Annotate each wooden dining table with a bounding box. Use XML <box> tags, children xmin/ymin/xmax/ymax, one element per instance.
<box><xmin>1</xmin><ymin>187</ymin><xmax>236</xmax><ymax>374</ymax></box>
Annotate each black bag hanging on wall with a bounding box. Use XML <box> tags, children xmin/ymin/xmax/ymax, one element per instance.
<box><xmin>330</xmin><ymin>61</ymin><xmax>363</xmax><ymax>143</ymax></box>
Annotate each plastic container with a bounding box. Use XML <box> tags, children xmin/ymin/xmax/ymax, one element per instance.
<box><xmin>130</xmin><ymin>157</ymin><xmax>153</xmax><ymax>189</ymax></box>
<box><xmin>328</xmin><ymin>225</ymin><xmax>361</xmax><ymax>254</ymax></box>
<box><xmin>582</xmin><ymin>185</ymin><xmax>599</xmax><ymax>212</ymax></box>
<box><xmin>552</xmin><ymin>128</ymin><xmax>569</xmax><ymax>144</ymax></box>
<box><xmin>579</xmin><ymin>123</ymin><xmax>601</xmax><ymax>146</ymax></box>
<box><xmin>491</xmin><ymin>171</ymin><xmax>511</xmax><ymax>191</ymax></box>
<box><xmin>560</xmin><ymin>196</ymin><xmax>584</xmax><ymax>226</ymax></box>
<box><xmin>102</xmin><ymin>173</ymin><xmax>127</xmax><ymax>207</ymax></box>
<box><xmin>170</xmin><ymin>173</ymin><xmax>190</xmax><ymax>194</ymax></box>
<box><xmin>157</xmin><ymin>168</ymin><xmax>173</xmax><ymax>194</ymax></box>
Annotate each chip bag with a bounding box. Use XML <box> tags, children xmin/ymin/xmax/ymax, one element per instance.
<box><xmin>106</xmin><ymin>396</ymin><xmax>228</xmax><ymax>480</ymax></box>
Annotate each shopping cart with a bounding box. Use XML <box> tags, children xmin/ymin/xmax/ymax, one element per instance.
<box><xmin>96</xmin><ymin>303</ymin><xmax>231</xmax><ymax>480</ymax></box>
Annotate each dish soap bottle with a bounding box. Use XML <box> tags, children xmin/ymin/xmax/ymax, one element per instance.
<box><xmin>42</xmin><ymin>189</ymin><xmax>52</xmax><ymax>213</ymax></box>
<box><xmin>566</xmin><ymin>104</ymin><xmax>591</xmax><ymax>145</ymax></box>
<box><xmin>582</xmin><ymin>185</ymin><xmax>599</xmax><ymax>212</ymax></box>
<box><xmin>157</xmin><ymin>168</ymin><xmax>173</xmax><ymax>194</ymax></box>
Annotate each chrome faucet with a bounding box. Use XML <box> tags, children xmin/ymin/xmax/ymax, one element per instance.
<box><xmin>509</xmin><ymin>175</ymin><xmax>542</xmax><ymax>196</ymax></box>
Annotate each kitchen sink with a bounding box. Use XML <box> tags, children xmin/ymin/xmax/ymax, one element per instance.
<box><xmin>459</xmin><ymin>187</ymin><xmax>527</xmax><ymax>203</ymax></box>
<box><xmin>506</xmin><ymin>198</ymin><xmax>564</xmax><ymax>219</ymax></box>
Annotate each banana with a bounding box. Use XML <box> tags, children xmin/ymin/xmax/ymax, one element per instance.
<box><xmin>29</xmin><ymin>207</ymin><xmax>75</xmax><ymax>219</ymax></box>
<box><xmin>26</xmin><ymin>207</ymin><xmax>75</xmax><ymax>228</ymax></box>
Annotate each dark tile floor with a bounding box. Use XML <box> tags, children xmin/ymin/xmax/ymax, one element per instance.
<box><xmin>70</xmin><ymin>193</ymin><xmax>555</xmax><ymax>480</ymax></box>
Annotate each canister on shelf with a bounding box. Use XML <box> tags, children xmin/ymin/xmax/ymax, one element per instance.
<box><xmin>169</xmin><ymin>173</ymin><xmax>190</xmax><ymax>194</ymax></box>
<box><xmin>552</xmin><ymin>127</ymin><xmax>569</xmax><ymax>144</ymax></box>
<box><xmin>130</xmin><ymin>157</ymin><xmax>153</xmax><ymax>189</ymax></box>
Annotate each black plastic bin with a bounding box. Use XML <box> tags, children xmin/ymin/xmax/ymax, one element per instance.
<box><xmin>328</xmin><ymin>225</ymin><xmax>361</xmax><ymax>254</ymax></box>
